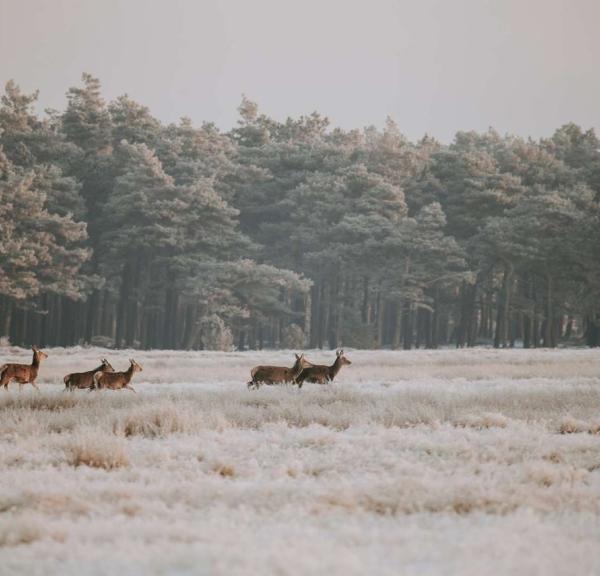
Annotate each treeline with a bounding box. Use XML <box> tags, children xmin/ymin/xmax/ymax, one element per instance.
<box><xmin>1</xmin><ymin>75</ymin><xmax>599</xmax><ymax>350</ymax></box>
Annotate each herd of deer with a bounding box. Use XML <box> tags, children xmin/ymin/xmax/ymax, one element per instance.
<box><xmin>247</xmin><ymin>349</ymin><xmax>352</xmax><ymax>389</ymax></box>
<box><xmin>0</xmin><ymin>346</ymin><xmax>143</xmax><ymax>393</ymax></box>
<box><xmin>0</xmin><ymin>346</ymin><xmax>352</xmax><ymax>393</ymax></box>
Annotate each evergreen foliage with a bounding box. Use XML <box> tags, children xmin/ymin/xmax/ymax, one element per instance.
<box><xmin>1</xmin><ymin>76</ymin><xmax>599</xmax><ymax>349</ymax></box>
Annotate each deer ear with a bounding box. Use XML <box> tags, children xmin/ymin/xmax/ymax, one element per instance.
<box><xmin>295</xmin><ymin>353</ymin><xmax>300</xmax><ymax>359</ymax></box>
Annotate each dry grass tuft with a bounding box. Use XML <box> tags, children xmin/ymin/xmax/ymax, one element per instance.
<box><xmin>213</xmin><ymin>463</ymin><xmax>236</xmax><ymax>478</ymax></box>
<box><xmin>559</xmin><ymin>416</ymin><xmax>595</xmax><ymax>434</ymax></box>
<box><xmin>454</xmin><ymin>412</ymin><xmax>508</xmax><ymax>429</ymax></box>
<box><xmin>114</xmin><ymin>405</ymin><xmax>190</xmax><ymax>437</ymax></box>
<box><xmin>66</xmin><ymin>436</ymin><xmax>129</xmax><ymax>470</ymax></box>
<box><xmin>0</xmin><ymin>393</ymin><xmax>79</xmax><ymax>412</ymax></box>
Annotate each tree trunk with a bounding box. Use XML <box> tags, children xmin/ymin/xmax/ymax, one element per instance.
<box><xmin>543</xmin><ymin>275</ymin><xmax>553</xmax><ymax>348</ymax></box>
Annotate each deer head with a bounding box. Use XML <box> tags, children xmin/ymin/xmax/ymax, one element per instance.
<box><xmin>130</xmin><ymin>359</ymin><xmax>143</xmax><ymax>373</ymax></box>
<box><xmin>101</xmin><ymin>358</ymin><xmax>115</xmax><ymax>372</ymax></box>
<box><xmin>336</xmin><ymin>349</ymin><xmax>351</xmax><ymax>365</ymax></box>
<box><xmin>32</xmin><ymin>346</ymin><xmax>48</xmax><ymax>361</ymax></box>
<box><xmin>293</xmin><ymin>353</ymin><xmax>311</xmax><ymax>371</ymax></box>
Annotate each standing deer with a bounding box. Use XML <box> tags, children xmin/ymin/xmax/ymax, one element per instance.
<box><xmin>92</xmin><ymin>359</ymin><xmax>142</xmax><ymax>393</ymax></box>
<box><xmin>0</xmin><ymin>346</ymin><xmax>49</xmax><ymax>392</ymax></box>
<box><xmin>294</xmin><ymin>349</ymin><xmax>351</xmax><ymax>388</ymax></box>
<box><xmin>63</xmin><ymin>358</ymin><xmax>115</xmax><ymax>391</ymax></box>
<box><xmin>247</xmin><ymin>353</ymin><xmax>312</xmax><ymax>390</ymax></box>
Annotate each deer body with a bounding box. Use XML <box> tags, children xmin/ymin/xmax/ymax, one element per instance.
<box><xmin>295</xmin><ymin>350</ymin><xmax>351</xmax><ymax>388</ymax></box>
<box><xmin>64</xmin><ymin>359</ymin><xmax>115</xmax><ymax>391</ymax></box>
<box><xmin>0</xmin><ymin>346</ymin><xmax>48</xmax><ymax>392</ymax></box>
<box><xmin>247</xmin><ymin>354</ymin><xmax>311</xmax><ymax>390</ymax></box>
<box><xmin>93</xmin><ymin>359</ymin><xmax>142</xmax><ymax>392</ymax></box>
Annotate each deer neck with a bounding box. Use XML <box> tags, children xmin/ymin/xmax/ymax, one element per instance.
<box><xmin>32</xmin><ymin>352</ymin><xmax>40</xmax><ymax>369</ymax></box>
<box><xmin>123</xmin><ymin>366</ymin><xmax>135</xmax><ymax>383</ymax></box>
<box><xmin>329</xmin><ymin>357</ymin><xmax>343</xmax><ymax>378</ymax></box>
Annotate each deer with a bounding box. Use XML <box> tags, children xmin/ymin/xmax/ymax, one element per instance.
<box><xmin>0</xmin><ymin>346</ymin><xmax>49</xmax><ymax>392</ymax></box>
<box><xmin>294</xmin><ymin>349</ymin><xmax>351</xmax><ymax>388</ymax></box>
<box><xmin>92</xmin><ymin>359</ymin><xmax>142</xmax><ymax>393</ymax></box>
<box><xmin>247</xmin><ymin>353</ymin><xmax>312</xmax><ymax>390</ymax></box>
<box><xmin>63</xmin><ymin>358</ymin><xmax>115</xmax><ymax>391</ymax></box>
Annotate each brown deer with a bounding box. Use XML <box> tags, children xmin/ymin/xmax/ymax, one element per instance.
<box><xmin>295</xmin><ymin>349</ymin><xmax>351</xmax><ymax>388</ymax></box>
<box><xmin>92</xmin><ymin>359</ymin><xmax>142</xmax><ymax>392</ymax></box>
<box><xmin>0</xmin><ymin>346</ymin><xmax>49</xmax><ymax>392</ymax></box>
<box><xmin>247</xmin><ymin>353</ymin><xmax>312</xmax><ymax>390</ymax></box>
<box><xmin>63</xmin><ymin>358</ymin><xmax>115</xmax><ymax>391</ymax></box>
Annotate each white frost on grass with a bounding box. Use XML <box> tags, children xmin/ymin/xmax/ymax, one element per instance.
<box><xmin>0</xmin><ymin>346</ymin><xmax>599</xmax><ymax>575</ymax></box>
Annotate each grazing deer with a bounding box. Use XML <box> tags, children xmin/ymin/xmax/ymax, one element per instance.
<box><xmin>0</xmin><ymin>346</ymin><xmax>48</xmax><ymax>392</ymax></box>
<box><xmin>92</xmin><ymin>359</ymin><xmax>142</xmax><ymax>393</ymax></box>
<box><xmin>63</xmin><ymin>358</ymin><xmax>115</xmax><ymax>391</ymax></box>
<box><xmin>295</xmin><ymin>349</ymin><xmax>351</xmax><ymax>388</ymax></box>
<box><xmin>247</xmin><ymin>353</ymin><xmax>312</xmax><ymax>390</ymax></box>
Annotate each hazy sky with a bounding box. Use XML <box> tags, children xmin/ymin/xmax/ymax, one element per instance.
<box><xmin>1</xmin><ymin>0</ymin><xmax>599</xmax><ymax>142</ymax></box>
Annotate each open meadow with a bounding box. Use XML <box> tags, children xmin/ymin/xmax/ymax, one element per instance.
<box><xmin>1</xmin><ymin>347</ymin><xmax>600</xmax><ymax>575</ymax></box>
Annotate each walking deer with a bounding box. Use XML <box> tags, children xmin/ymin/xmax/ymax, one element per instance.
<box><xmin>0</xmin><ymin>346</ymin><xmax>48</xmax><ymax>392</ymax></box>
<box><xmin>247</xmin><ymin>353</ymin><xmax>312</xmax><ymax>390</ymax></box>
<box><xmin>92</xmin><ymin>359</ymin><xmax>142</xmax><ymax>392</ymax></box>
<box><xmin>294</xmin><ymin>349</ymin><xmax>351</xmax><ymax>388</ymax></box>
<box><xmin>63</xmin><ymin>358</ymin><xmax>115</xmax><ymax>391</ymax></box>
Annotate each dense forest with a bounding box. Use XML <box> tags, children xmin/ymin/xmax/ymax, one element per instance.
<box><xmin>1</xmin><ymin>74</ymin><xmax>600</xmax><ymax>350</ymax></box>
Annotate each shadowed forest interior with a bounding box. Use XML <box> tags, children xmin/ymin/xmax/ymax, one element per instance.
<box><xmin>1</xmin><ymin>75</ymin><xmax>600</xmax><ymax>350</ymax></box>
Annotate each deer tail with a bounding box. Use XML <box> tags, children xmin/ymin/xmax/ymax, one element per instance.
<box><xmin>63</xmin><ymin>374</ymin><xmax>70</xmax><ymax>386</ymax></box>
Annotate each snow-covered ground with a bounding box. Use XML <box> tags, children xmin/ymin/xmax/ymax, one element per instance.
<box><xmin>1</xmin><ymin>347</ymin><xmax>599</xmax><ymax>575</ymax></box>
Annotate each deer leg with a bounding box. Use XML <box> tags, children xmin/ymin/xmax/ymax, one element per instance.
<box><xmin>125</xmin><ymin>385</ymin><xmax>136</xmax><ymax>393</ymax></box>
<box><xmin>30</xmin><ymin>381</ymin><xmax>41</xmax><ymax>392</ymax></box>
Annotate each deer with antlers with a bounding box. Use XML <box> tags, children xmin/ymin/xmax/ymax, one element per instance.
<box><xmin>63</xmin><ymin>358</ymin><xmax>115</xmax><ymax>391</ymax></box>
<box><xmin>92</xmin><ymin>359</ymin><xmax>142</xmax><ymax>393</ymax></box>
<box><xmin>294</xmin><ymin>349</ymin><xmax>351</xmax><ymax>388</ymax></box>
<box><xmin>0</xmin><ymin>346</ymin><xmax>48</xmax><ymax>392</ymax></box>
<box><xmin>247</xmin><ymin>353</ymin><xmax>312</xmax><ymax>390</ymax></box>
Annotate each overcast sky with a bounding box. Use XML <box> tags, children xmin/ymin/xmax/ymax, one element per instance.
<box><xmin>1</xmin><ymin>0</ymin><xmax>598</xmax><ymax>142</ymax></box>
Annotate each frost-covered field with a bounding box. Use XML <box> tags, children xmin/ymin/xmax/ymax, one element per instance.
<box><xmin>1</xmin><ymin>347</ymin><xmax>600</xmax><ymax>576</ymax></box>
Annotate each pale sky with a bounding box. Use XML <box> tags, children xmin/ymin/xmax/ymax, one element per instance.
<box><xmin>1</xmin><ymin>0</ymin><xmax>599</xmax><ymax>142</ymax></box>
